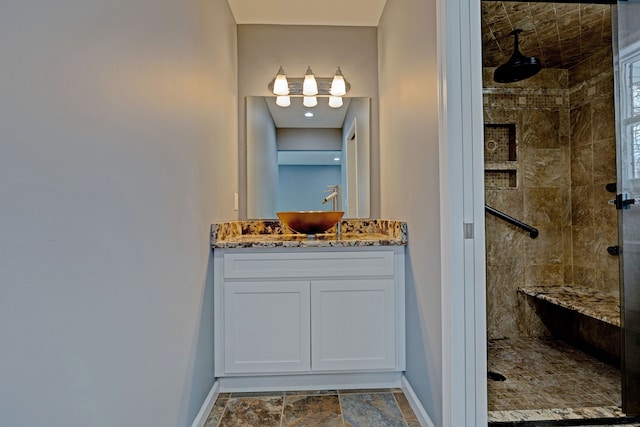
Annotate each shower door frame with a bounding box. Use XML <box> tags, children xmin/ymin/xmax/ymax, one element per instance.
<box><xmin>614</xmin><ymin>8</ymin><xmax>640</xmax><ymax>413</ymax></box>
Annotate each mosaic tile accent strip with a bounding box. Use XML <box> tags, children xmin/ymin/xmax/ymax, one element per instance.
<box><xmin>482</xmin><ymin>89</ymin><xmax>569</xmax><ymax>109</ymax></box>
<box><xmin>488</xmin><ymin>338</ymin><xmax>621</xmax><ymax>413</ymax></box>
<box><xmin>519</xmin><ymin>285</ymin><xmax>620</xmax><ymax>327</ymax></box>
<box><xmin>206</xmin><ymin>389</ymin><xmax>420</xmax><ymax>427</ymax></box>
<box><xmin>211</xmin><ymin>219</ymin><xmax>407</xmax><ymax>248</ymax></box>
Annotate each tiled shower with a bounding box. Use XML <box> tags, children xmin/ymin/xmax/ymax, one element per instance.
<box><xmin>481</xmin><ymin>1</ymin><xmax>622</xmax><ymax>419</ymax></box>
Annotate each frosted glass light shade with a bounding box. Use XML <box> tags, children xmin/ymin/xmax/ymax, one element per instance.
<box><xmin>303</xmin><ymin>96</ymin><xmax>317</xmax><ymax>107</ymax></box>
<box><xmin>328</xmin><ymin>96</ymin><xmax>343</xmax><ymax>108</ymax></box>
<box><xmin>303</xmin><ymin>66</ymin><xmax>318</xmax><ymax>96</ymax></box>
<box><xmin>276</xmin><ymin>96</ymin><xmax>291</xmax><ymax>107</ymax></box>
<box><xmin>330</xmin><ymin>67</ymin><xmax>346</xmax><ymax>96</ymax></box>
<box><xmin>273</xmin><ymin>66</ymin><xmax>289</xmax><ymax>96</ymax></box>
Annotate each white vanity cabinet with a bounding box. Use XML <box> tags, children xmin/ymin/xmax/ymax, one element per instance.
<box><xmin>213</xmin><ymin>246</ymin><xmax>405</xmax><ymax>382</ymax></box>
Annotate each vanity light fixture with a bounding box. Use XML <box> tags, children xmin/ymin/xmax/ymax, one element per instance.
<box><xmin>268</xmin><ymin>66</ymin><xmax>350</xmax><ymax>108</ymax></box>
<box><xmin>303</xmin><ymin>96</ymin><xmax>318</xmax><ymax>108</ymax></box>
<box><xmin>272</xmin><ymin>66</ymin><xmax>289</xmax><ymax>96</ymax></box>
<box><xmin>276</xmin><ymin>95</ymin><xmax>291</xmax><ymax>107</ymax></box>
<box><xmin>328</xmin><ymin>96</ymin><xmax>343</xmax><ymax>108</ymax></box>
<box><xmin>303</xmin><ymin>66</ymin><xmax>318</xmax><ymax>96</ymax></box>
<box><xmin>330</xmin><ymin>67</ymin><xmax>346</xmax><ymax>96</ymax></box>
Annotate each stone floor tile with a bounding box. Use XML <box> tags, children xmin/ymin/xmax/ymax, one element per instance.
<box><xmin>340</xmin><ymin>392</ymin><xmax>405</xmax><ymax>427</ymax></box>
<box><xmin>282</xmin><ymin>394</ymin><xmax>343</xmax><ymax>427</ymax></box>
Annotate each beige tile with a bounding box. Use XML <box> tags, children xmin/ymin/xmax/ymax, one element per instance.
<box><xmin>593</xmin><ymin>138</ymin><xmax>616</xmax><ymax>185</ymax></box>
<box><xmin>572</xmin><ymin>225</ymin><xmax>596</xmax><ymax>267</ymax></box>
<box><xmin>523</xmin><ymin>148</ymin><xmax>566</xmax><ymax>187</ymax></box>
<box><xmin>571</xmin><ymin>143</ymin><xmax>593</xmax><ymax>187</ymax></box>
<box><xmin>571</xmin><ymin>185</ymin><xmax>593</xmax><ymax>226</ymax></box>
<box><xmin>522</xmin><ymin>110</ymin><xmax>561</xmax><ymax>149</ymax></box>
<box><xmin>570</xmin><ymin>103</ymin><xmax>592</xmax><ymax>147</ymax></box>
<box><xmin>592</xmin><ymin>95</ymin><xmax>616</xmax><ymax>142</ymax></box>
<box><xmin>524</xmin><ymin>188</ymin><xmax>569</xmax><ymax>227</ymax></box>
<box><xmin>573</xmin><ymin>265</ymin><xmax>596</xmax><ymax>288</ymax></box>
<box><xmin>525</xmin><ymin>264</ymin><xmax>564</xmax><ymax>286</ymax></box>
<box><xmin>526</xmin><ymin>225</ymin><xmax>563</xmax><ymax>264</ymax></box>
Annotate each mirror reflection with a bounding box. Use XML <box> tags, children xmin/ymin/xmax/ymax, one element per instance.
<box><xmin>246</xmin><ymin>96</ymin><xmax>370</xmax><ymax>219</ymax></box>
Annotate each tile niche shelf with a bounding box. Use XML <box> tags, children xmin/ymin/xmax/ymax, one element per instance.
<box><xmin>484</xmin><ymin>123</ymin><xmax>518</xmax><ymax>189</ymax></box>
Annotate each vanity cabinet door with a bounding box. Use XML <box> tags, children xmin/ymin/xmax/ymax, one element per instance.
<box><xmin>310</xmin><ymin>279</ymin><xmax>396</xmax><ymax>372</ymax></box>
<box><xmin>224</xmin><ymin>281</ymin><xmax>311</xmax><ymax>374</ymax></box>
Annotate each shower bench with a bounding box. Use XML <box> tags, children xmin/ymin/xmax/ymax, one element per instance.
<box><xmin>518</xmin><ymin>286</ymin><xmax>620</xmax><ymax>327</ymax></box>
<box><xmin>518</xmin><ymin>286</ymin><xmax>620</xmax><ymax>364</ymax></box>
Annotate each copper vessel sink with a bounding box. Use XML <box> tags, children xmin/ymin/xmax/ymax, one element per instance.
<box><xmin>277</xmin><ymin>211</ymin><xmax>344</xmax><ymax>235</ymax></box>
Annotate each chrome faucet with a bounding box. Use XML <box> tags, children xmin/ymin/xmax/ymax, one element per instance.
<box><xmin>322</xmin><ymin>185</ymin><xmax>342</xmax><ymax>238</ymax></box>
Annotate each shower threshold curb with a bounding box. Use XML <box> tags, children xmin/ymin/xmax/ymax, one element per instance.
<box><xmin>488</xmin><ymin>405</ymin><xmax>636</xmax><ymax>425</ymax></box>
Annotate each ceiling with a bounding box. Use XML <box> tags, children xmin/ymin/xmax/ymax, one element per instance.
<box><xmin>227</xmin><ymin>0</ymin><xmax>387</xmax><ymax>26</ymax></box>
<box><xmin>481</xmin><ymin>1</ymin><xmax>612</xmax><ymax>69</ymax></box>
<box><xmin>265</xmin><ymin>97</ymin><xmax>351</xmax><ymax>128</ymax></box>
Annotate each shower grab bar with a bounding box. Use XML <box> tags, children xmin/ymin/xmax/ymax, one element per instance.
<box><xmin>485</xmin><ymin>205</ymin><xmax>539</xmax><ymax>239</ymax></box>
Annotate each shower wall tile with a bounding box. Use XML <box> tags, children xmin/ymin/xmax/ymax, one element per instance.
<box><xmin>563</xmin><ymin>226</ymin><xmax>573</xmax><ymax>266</ymax></box>
<box><xmin>593</xmin><ymin>185</ymin><xmax>617</xmax><ymax>229</ymax></box>
<box><xmin>526</xmin><ymin>225</ymin><xmax>563</xmax><ymax>264</ymax></box>
<box><xmin>570</xmin><ymin>185</ymin><xmax>593</xmax><ymax>226</ymax></box>
<box><xmin>487</xmin><ymin>263</ymin><xmax>524</xmax><ymax>338</ymax></box>
<box><xmin>486</xmin><ymin>228</ymin><xmax>526</xmax><ymax>266</ymax></box>
<box><xmin>592</xmin><ymin>96</ymin><xmax>616</xmax><ymax>141</ymax></box>
<box><xmin>523</xmin><ymin>148</ymin><xmax>566</xmax><ymax>187</ymax></box>
<box><xmin>572</xmin><ymin>226</ymin><xmax>596</xmax><ymax>268</ymax></box>
<box><xmin>570</xmin><ymin>143</ymin><xmax>593</xmax><ymax>187</ymax></box>
<box><xmin>522</xmin><ymin>110</ymin><xmax>561</xmax><ymax>148</ymax></box>
<box><xmin>518</xmin><ymin>293</ymin><xmax>553</xmax><ymax>337</ymax></box>
<box><xmin>525</xmin><ymin>264</ymin><xmax>565</xmax><ymax>286</ymax></box>
<box><xmin>593</xmin><ymin>138</ymin><xmax>616</xmax><ymax>185</ymax></box>
<box><xmin>568</xmin><ymin>58</ymin><xmax>618</xmax><ymax>294</ymax></box>
<box><xmin>485</xmin><ymin>189</ymin><xmax>524</xmax><ymax>217</ymax></box>
<box><xmin>523</xmin><ymin>188</ymin><xmax>570</xmax><ymax>226</ymax></box>
<box><xmin>570</xmin><ymin>104</ymin><xmax>592</xmax><ymax>146</ymax></box>
<box><xmin>573</xmin><ymin>265</ymin><xmax>597</xmax><ymax>288</ymax></box>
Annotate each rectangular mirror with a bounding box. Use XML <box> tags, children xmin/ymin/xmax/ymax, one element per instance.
<box><xmin>246</xmin><ymin>96</ymin><xmax>371</xmax><ymax>219</ymax></box>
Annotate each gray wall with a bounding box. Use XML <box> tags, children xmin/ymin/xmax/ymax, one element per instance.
<box><xmin>278</xmin><ymin>165</ymin><xmax>342</xmax><ymax>212</ymax></box>
<box><xmin>247</xmin><ymin>97</ymin><xmax>278</xmax><ymax>218</ymax></box>
<box><xmin>237</xmin><ymin>24</ymin><xmax>380</xmax><ymax>218</ymax></box>
<box><xmin>277</xmin><ymin>128</ymin><xmax>342</xmax><ymax>151</ymax></box>
<box><xmin>0</xmin><ymin>1</ymin><xmax>238</xmax><ymax>426</ymax></box>
<box><xmin>343</xmin><ymin>97</ymin><xmax>371</xmax><ymax>218</ymax></box>
<box><xmin>378</xmin><ymin>0</ymin><xmax>443</xmax><ymax>425</ymax></box>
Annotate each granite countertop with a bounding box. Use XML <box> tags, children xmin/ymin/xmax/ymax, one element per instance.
<box><xmin>518</xmin><ymin>285</ymin><xmax>620</xmax><ymax>327</ymax></box>
<box><xmin>211</xmin><ymin>219</ymin><xmax>407</xmax><ymax>249</ymax></box>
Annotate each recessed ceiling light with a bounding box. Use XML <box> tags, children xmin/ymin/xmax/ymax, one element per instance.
<box><xmin>334</xmin><ymin>157</ymin><xmax>341</xmax><ymax>161</ymax></box>
<box><xmin>304</xmin><ymin>111</ymin><xmax>314</xmax><ymax>117</ymax></box>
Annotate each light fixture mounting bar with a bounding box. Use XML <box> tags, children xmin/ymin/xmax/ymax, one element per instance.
<box><xmin>268</xmin><ymin>77</ymin><xmax>350</xmax><ymax>96</ymax></box>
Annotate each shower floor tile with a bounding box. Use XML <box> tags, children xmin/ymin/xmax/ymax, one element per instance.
<box><xmin>488</xmin><ymin>337</ymin><xmax>621</xmax><ymax>416</ymax></box>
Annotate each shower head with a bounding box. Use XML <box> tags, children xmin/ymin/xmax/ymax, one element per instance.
<box><xmin>493</xmin><ymin>29</ymin><xmax>542</xmax><ymax>83</ymax></box>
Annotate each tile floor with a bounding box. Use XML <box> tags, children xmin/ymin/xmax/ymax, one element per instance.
<box><xmin>488</xmin><ymin>337</ymin><xmax>626</xmax><ymax>424</ymax></box>
<box><xmin>204</xmin><ymin>388</ymin><xmax>420</xmax><ymax>427</ymax></box>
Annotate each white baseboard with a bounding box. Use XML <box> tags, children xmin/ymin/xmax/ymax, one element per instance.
<box><xmin>401</xmin><ymin>375</ymin><xmax>435</xmax><ymax>427</ymax></box>
<box><xmin>190</xmin><ymin>381</ymin><xmax>220</xmax><ymax>427</ymax></box>
<box><xmin>217</xmin><ymin>372</ymin><xmax>402</xmax><ymax>392</ymax></box>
